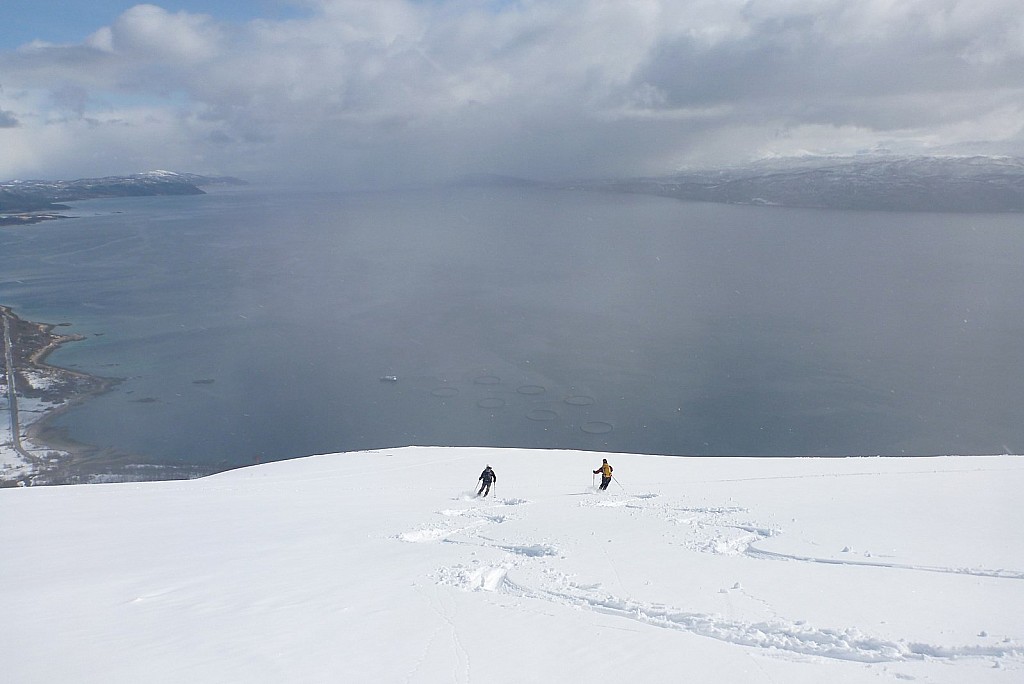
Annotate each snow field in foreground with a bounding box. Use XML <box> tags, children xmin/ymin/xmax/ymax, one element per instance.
<box><xmin>1</xmin><ymin>447</ymin><xmax>1022</xmax><ymax>683</ymax></box>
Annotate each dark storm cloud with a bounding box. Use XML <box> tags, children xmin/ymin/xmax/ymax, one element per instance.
<box><xmin>0</xmin><ymin>1</ymin><xmax>1022</xmax><ymax>181</ymax></box>
<box><xmin>630</xmin><ymin>5</ymin><xmax>1024</xmax><ymax>128</ymax></box>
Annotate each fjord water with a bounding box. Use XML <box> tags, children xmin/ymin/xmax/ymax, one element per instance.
<box><xmin>3</xmin><ymin>186</ymin><xmax>1024</xmax><ymax>470</ymax></box>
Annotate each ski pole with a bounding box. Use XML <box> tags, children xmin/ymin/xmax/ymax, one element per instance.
<box><xmin>613</xmin><ymin>476</ymin><xmax>624</xmax><ymax>491</ymax></box>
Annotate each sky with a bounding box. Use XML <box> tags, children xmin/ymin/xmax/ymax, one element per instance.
<box><xmin>1</xmin><ymin>0</ymin><xmax>1023</xmax><ymax>186</ymax></box>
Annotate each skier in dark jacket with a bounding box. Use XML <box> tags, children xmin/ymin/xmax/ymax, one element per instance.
<box><xmin>477</xmin><ymin>465</ymin><xmax>497</xmax><ymax>497</ymax></box>
<box><xmin>593</xmin><ymin>458</ymin><xmax>613</xmax><ymax>490</ymax></box>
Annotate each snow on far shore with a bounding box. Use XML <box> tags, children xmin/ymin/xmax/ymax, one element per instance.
<box><xmin>2</xmin><ymin>446</ymin><xmax>1022</xmax><ymax>683</ymax></box>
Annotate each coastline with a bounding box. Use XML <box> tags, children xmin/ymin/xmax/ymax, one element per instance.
<box><xmin>0</xmin><ymin>305</ymin><xmax>117</xmax><ymax>485</ymax></box>
<box><xmin>0</xmin><ymin>209</ymin><xmax>71</xmax><ymax>227</ymax></box>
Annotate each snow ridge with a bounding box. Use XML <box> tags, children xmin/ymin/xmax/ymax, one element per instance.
<box><xmin>3</xmin><ymin>448</ymin><xmax>1022</xmax><ymax>682</ymax></box>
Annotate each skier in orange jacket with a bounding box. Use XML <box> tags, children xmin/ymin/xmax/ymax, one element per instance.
<box><xmin>593</xmin><ymin>458</ymin><xmax>613</xmax><ymax>490</ymax></box>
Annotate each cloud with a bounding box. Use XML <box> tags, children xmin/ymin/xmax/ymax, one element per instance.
<box><xmin>0</xmin><ymin>109</ymin><xmax>18</xmax><ymax>128</ymax></box>
<box><xmin>107</xmin><ymin>4</ymin><xmax>223</xmax><ymax>63</ymax></box>
<box><xmin>0</xmin><ymin>0</ymin><xmax>1022</xmax><ymax>183</ymax></box>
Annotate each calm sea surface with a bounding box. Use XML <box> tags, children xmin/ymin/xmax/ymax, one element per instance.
<box><xmin>4</xmin><ymin>186</ymin><xmax>1024</xmax><ymax>469</ymax></box>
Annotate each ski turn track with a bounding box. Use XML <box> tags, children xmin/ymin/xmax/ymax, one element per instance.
<box><xmin>399</xmin><ymin>488</ymin><xmax>1024</xmax><ymax>668</ymax></box>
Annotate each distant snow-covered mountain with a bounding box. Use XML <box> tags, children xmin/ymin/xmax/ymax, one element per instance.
<box><xmin>595</xmin><ymin>155</ymin><xmax>1024</xmax><ymax>212</ymax></box>
<box><xmin>0</xmin><ymin>171</ymin><xmax>246</xmax><ymax>213</ymax></box>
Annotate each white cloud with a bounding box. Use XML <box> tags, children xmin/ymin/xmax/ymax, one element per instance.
<box><xmin>109</xmin><ymin>4</ymin><xmax>223</xmax><ymax>63</ymax></box>
<box><xmin>0</xmin><ymin>0</ymin><xmax>1022</xmax><ymax>183</ymax></box>
<box><xmin>85</xmin><ymin>26</ymin><xmax>115</xmax><ymax>53</ymax></box>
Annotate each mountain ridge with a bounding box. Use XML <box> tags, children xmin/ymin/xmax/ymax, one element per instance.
<box><xmin>591</xmin><ymin>155</ymin><xmax>1024</xmax><ymax>212</ymax></box>
<box><xmin>0</xmin><ymin>171</ymin><xmax>247</xmax><ymax>220</ymax></box>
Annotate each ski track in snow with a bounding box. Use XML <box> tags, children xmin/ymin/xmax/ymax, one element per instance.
<box><xmin>746</xmin><ymin>544</ymin><xmax>1024</xmax><ymax>580</ymax></box>
<box><xmin>397</xmin><ymin>497</ymin><xmax>529</xmax><ymax>544</ymax></box>
<box><xmin>498</xmin><ymin>576</ymin><xmax>1021</xmax><ymax>664</ymax></box>
<box><xmin>401</xmin><ymin>489</ymin><xmax>1024</xmax><ymax>666</ymax></box>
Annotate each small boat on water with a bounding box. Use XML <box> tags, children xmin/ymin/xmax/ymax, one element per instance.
<box><xmin>380</xmin><ymin>375</ymin><xmax>398</xmax><ymax>382</ymax></box>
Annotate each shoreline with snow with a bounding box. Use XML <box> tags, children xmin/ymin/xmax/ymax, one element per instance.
<box><xmin>1</xmin><ymin>305</ymin><xmax>116</xmax><ymax>485</ymax></box>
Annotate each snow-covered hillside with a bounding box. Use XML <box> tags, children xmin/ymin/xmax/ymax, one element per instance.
<box><xmin>2</xmin><ymin>447</ymin><xmax>1021</xmax><ymax>683</ymax></box>
<box><xmin>0</xmin><ymin>171</ymin><xmax>244</xmax><ymax>215</ymax></box>
<box><xmin>601</xmin><ymin>155</ymin><xmax>1024</xmax><ymax>212</ymax></box>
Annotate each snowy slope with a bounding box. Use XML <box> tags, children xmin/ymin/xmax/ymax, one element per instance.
<box><xmin>2</xmin><ymin>447</ymin><xmax>1022</xmax><ymax>683</ymax></box>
